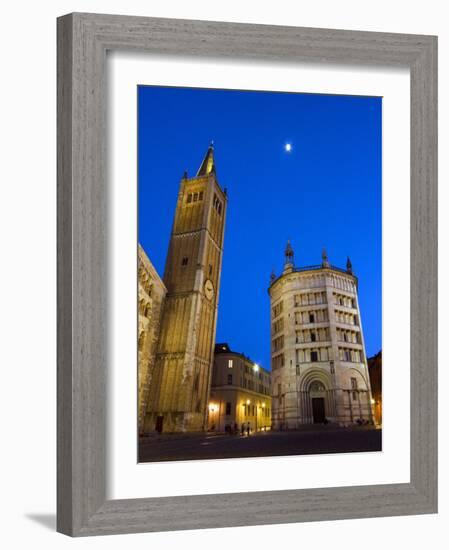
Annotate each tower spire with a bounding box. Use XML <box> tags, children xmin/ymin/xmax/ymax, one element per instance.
<box><xmin>322</xmin><ymin>248</ymin><xmax>330</xmax><ymax>268</ymax></box>
<box><xmin>284</xmin><ymin>240</ymin><xmax>295</xmax><ymax>273</ymax></box>
<box><xmin>346</xmin><ymin>256</ymin><xmax>353</xmax><ymax>274</ymax></box>
<box><xmin>196</xmin><ymin>141</ymin><xmax>216</xmax><ymax>177</ymax></box>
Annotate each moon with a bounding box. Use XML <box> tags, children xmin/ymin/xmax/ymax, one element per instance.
<box><xmin>284</xmin><ymin>142</ymin><xmax>292</xmax><ymax>152</ymax></box>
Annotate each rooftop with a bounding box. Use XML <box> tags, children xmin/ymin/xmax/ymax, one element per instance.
<box><xmin>214</xmin><ymin>343</ymin><xmax>270</xmax><ymax>375</ymax></box>
<box><xmin>269</xmin><ymin>263</ymin><xmax>357</xmax><ymax>292</ymax></box>
<box><xmin>269</xmin><ymin>244</ymin><xmax>357</xmax><ymax>291</ymax></box>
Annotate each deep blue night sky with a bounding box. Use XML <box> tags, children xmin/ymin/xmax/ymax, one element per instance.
<box><xmin>138</xmin><ymin>86</ymin><xmax>382</xmax><ymax>371</ymax></box>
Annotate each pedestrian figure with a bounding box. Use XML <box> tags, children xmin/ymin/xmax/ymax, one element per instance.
<box><xmin>241</xmin><ymin>422</ymin><xmax>245</xmax><ymax>436</ymax></box>
<box><xmin>247</xmin><ymin>422</ymin><xmax>251</xmax><ymax>436</ymax></box>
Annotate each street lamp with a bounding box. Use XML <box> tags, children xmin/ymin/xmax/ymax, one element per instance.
<box><xmin>245</xmin><ymin>400</ymin><xmax>252</xmax><ymax>434</ymax></box>
<box><xmin>260</xmin><ymin>402</ymin><xmax>266</xmax><ymax>431</ymax></box>
<box><xmin>208</xmin><ymin>402</ymin><xmax>218</xmax><ymax>431</ymax></box>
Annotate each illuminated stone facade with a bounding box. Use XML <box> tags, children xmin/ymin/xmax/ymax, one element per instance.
<box><xmin>368</xmin><ymin>350</ymin><xmax>382</xmax><ymax>426</ymax></box>
<box><xmin>138</xmin><ymin>245</ymin><xmax>166</xmax><ymax>434</ymax></box>
<box><xmin>208</xmin><ymin>344</ymin><xmax>272</xmax><ymax>433</ymax></box>
<box><xmin>269</xmin><ymin>243</ymin><xmax>374</xmax><ymax>428</ymax></box>
<box><xmin>144</xmin><ymin>145</ymin><xmax>227</xmax><ymax>433</ymax></box>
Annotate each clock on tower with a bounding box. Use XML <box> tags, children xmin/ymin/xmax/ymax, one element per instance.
<box><xmin>204</xmin><ymin>279</ymin><xmax>215</xmax><ymax>301</ymax></box>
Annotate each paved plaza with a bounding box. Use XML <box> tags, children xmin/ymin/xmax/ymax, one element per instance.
<box><xmin>139</xmin><ymin>426</ymin><xmax>382</xmax><ymax>462</ymax></box>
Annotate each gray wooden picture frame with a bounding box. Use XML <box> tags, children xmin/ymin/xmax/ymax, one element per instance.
<box><xmin>57</xmin><ymin>12</ymin><xmax>438</xmax><ymax>537</ymax></box>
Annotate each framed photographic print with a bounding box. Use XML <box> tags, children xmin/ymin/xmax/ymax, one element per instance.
<box><xmin>57</xmin><ymin>12</ymin><xmax>437</xmax><ymax>536</ymax></box>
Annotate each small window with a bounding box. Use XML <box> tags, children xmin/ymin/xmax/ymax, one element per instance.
<box><xmin>213</xmin><ymin>194</ymin><xmax>222</xmax><ymax>214</ymax></box>
<box><xmin>138</xmin><ymin>332</ymin><xmax>145</xmax><ymax>350</ymax></box>
<box><xmin>225</xmin><ymin>402</ymin><xmax>231</xmax><ymax>415</ymax></box>
<box><xmin>311</xmin><ymin>332</ymin><xmax>316</xmax><ymax>342</ymax></box>
<box><xmin>351</xmin><ymin>378</ymin><xmax>358</xmax><ymax>401</ymax></box>
<box><xmin>311</xmin><ymin>351</ymin><xmax>318</xmax><ymax>362</ymax></box>
<box><xmin>227</xmin><ymin>374</ymin><xmax>232</xmax><ymax>385</ymax></box>
<box><xmin>228</xmin><ymin>359</ymin><xmax>233</xmax><ymax>369</ymax></box>
<box><xmin>193</xmin><ymin>192</ymin><xmax>198</xmax><ymax>202</ymax></box>
<box><xmin>186</xmin><ymin>193</ymin><xmax>193</xmax><ymax>204</ymax></box>
<box><xmin>181</xmin><ymin>257</ymin><xmax>189</xmax><ymax>266</ymax></box>
<box><xmin>209</xmin><ymin>264</ymin><xmax>213</xmax><ymax>276</ymax></box>
<box><xmin>309</xmin><ymin>313</ymin><xmax>315</xmax><ymax>323</ymax></box>
<box><xmin>199</xmin><ymin>191</ymin><xmax>204</xmax><ymax>201</ymax></box>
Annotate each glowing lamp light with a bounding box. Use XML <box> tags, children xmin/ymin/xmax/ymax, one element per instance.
<box><xmin>209</xmin><ymin>403</ymin><xmax>217</xmax><ymax>412</ymax></box>
<box><xmin>284</xmin><ymin>142</ymin><xmax>292</xmax><ymax>153</ymax></box>
<box><xmin>253</xmin><ymin>363</ymin><xmax>260</xmax><ymax>372</ymax></box>
<box><xmin>246</xmin><ymin>399</ymin><xmax>251</xmax><ymax>405</ymax></box>
<box><xmin>370</xmin><ymin>398</ymin><xmax>376</xmax><ymax>405</ymax></box>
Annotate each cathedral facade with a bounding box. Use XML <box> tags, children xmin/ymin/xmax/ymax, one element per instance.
<box><xmin>140</xmin><ymin>145</ymin><xmax>227</xmax><ymax>433</ymax></box>
<box><xmin>269</xmin><ymin>242</ymin><xmax>375</xmax><ymax>428</ymax></box>
<box><xmin>138</xmin><ymin>245</ymin><xmax>166</xmax><ymax>434</ymax></box>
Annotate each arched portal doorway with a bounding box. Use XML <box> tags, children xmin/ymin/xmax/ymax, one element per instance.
<box><xmin>298</xmin><ymin>370</ymin><xmax>335</xmax><ymax>425</ymax></box>
<box><xmin>309</xmin><ymin>381</ymin><xmax>326</xmax><ymax>423</ymax></box>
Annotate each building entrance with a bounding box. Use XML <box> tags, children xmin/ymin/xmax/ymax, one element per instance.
<box><xmin>312</xmin><ymin>397</ymin><xmax>326</xmax><ymax>423</ymax></box>
<box><xmin>155</xmin><ymin>415</ymin><xmax>164</xmax><ymax>433</ymax></box>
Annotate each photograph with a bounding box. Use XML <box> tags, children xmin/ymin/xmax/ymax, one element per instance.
<box><xmin>137</xmin><ymin>85</ymin><xmax>382</xmax><ymax>462</ymax></box>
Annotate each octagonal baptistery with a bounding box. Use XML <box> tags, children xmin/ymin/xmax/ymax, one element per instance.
<box><xmin>268</xmin><ymin>243</ymin><xmax>375</xmax><ymax>429</ymax></box>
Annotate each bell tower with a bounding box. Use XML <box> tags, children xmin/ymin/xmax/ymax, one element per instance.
<box><xmin>145</xmin><ymin>144</ymin><xmax>228</xmax><ymax>433</ymax></box>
